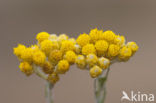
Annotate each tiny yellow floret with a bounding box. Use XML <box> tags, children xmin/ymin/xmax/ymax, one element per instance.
<box><xmin>118</xmin><ymin>46</ymin><xmax>132</xmax><ymax>61</ymax></box>
<box><xmin>107</xmin><ymin>44</ymin><xmax>120</xmax><ymax>57</ymax></box>
<box><xmin>89</xmin><ymin>28</ymin><xmax>103</xmax><ymax>43</ymax></box>
<box><xmin>60</xmin><ymin>40</ymin><xmax>75</xmax><ymax>53</ymax></box>
<box><xmin>127</xmin><ymin>42</ymin><xmax>139</xmax><ymax>53</ymax></box>
<box><xmin>36</xmin><ymin>32</ymin><xmax>50</xmax><ymax>43</ymax></box>
<box><xmin>69</xmin><ymin>38</ymin><xmax>76</xmax><ymax>44</ymax></box>
<box><xmin>64</xmin><ymin>51</ymin><xmax>77</xmax><ymax>64</ymax></box>
<box><xmin>49</xmin><ymin>50</ymin><xmax>63</xmax><ymax>65</ymax></box>
<box><xmin>13</xmin><ymin>44</ymin><xmax>26</xmax><ymax>58</ymax></box>
<box><xmin>19</xmin><ymin>61</ymin><xmax>33</xmax><ymax>76</ymax></box>
<box><xmin>33</xmin><ymin>50</ymin><xmax>46</xmax><ymax>66</ymax></box>
<box><xmin>40</xmin><ymin>40</ymin><xmax>53</xmax><ymax>55</ymax></box>
<box><xmin>76</xmin><ymin>33</ymin><xmax>91</xmax><ymax>47</ymax></box>
<box><xmin>57</xmin><ymin>60</ymin><xmax>69</xmax><ymax>74</ymax></box>
<box><xmin>58</xmin><ymin>34</ymin><xmax>68</xmax><ymax>43</ymax></box>
<box><xmin>20</xmin><ymin>48</ymin><xmax>33</xmax><ymax>62</ymax></box>
<box><xmin>98</xmin><ymin>57</ymin><xmax>110</xmax><ymax>69</ymax></box>
<box><xmin>82</xmin><ymin>44</ymin><xmax>96</xmax><ymax>56</ymax></box>
<box><xmin>90</xmin><ymin>65</ymin><xmax>102</xmax><ymax>78</ymax></box>
<box><xmin>51</xmin><ymin>40</ymin><xmax>60</xmax><ymax>50</ymax></box>
<box><xmin>86</xmin><ymin>54</ymin><xmax>98</xmax><ymax>67</ymax></box>
<box><xmin>75</xmin><ymin>55</ymin><xmax>86</xmax><ymax>69</ymax></box>
<box><xmin>49</xmin><ymin>34</ymin><xmax>58</xmax><ymax>41</ymax></box>
<box><xmin>103</xmin><ymin>30</ymin><xmax>116</xmax><ymax>43</ymax></box>
<box><xmin>95</xmin><ymin>40</ymin><xmax>109</xmax><ymax>56</ymax></box>
<box><xmin>114</xmin><ymin>35</ymin><xmax>125</xmax><ymax>46</ymax></box>
<box><xmin>31</xmin><ymin>45</ymin><xmax>40</xmax><ymax>52</ymax></box>
<box><xmin>74</xmin><ymin>44</ymin><xmax>81</xmax><ymax>54</ymax></box>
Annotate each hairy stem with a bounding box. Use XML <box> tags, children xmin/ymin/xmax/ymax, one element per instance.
<box><xmin>33</xmin><ymin>66</ymin><xmax>47</xmax><ymax>80</ymax></box>
<box><xmin>94</xmin><ymin>67</ymin><xmax>110</xmax><ymax>103</ymax></box>
<box><xmin>45</xmin><ymin>82</ymin><xmax>54</xmax><ymax>103</ymax></box>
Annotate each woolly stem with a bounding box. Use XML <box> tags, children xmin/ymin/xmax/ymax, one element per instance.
<box><xmin>33</xmin><ymin>66</ymin><xmax>47</xmax><ymax>80</ymax></box>
<box><xmin>45</xmin><ymin>81</ymin><xmax>54</xmax><ymax>103</ymax></box>
<box><xmin>94</xmin><ymin>67</ymin><xmax>110</xmax><ymax>103</ymax></box>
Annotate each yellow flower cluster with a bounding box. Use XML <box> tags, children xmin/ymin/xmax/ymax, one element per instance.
<box><xmin>13</xmin><ymin>28</ymin><xmax>139</xmax><ymax>83</ymax></box>
<box><xmin>13</xmin><ymin>32</ymin><xmax>76</xmax><ymax>84</ymax></box>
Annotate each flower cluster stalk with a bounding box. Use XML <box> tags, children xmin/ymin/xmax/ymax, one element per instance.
<box><xmin>34</xmin><ymin>66</ymin><xmax>54</xmax><ymax>103</ymax></box>
<box><xmin>94</xmin><ymin>67</ymin><xmax>110</xmax><ymax>103</ymax></box>
<box><xmin>45</xmin><ymin>82</ymin><xmax>54</xmax><ymax>103</ymax></box>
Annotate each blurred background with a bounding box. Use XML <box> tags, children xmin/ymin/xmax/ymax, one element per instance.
<box><xmin>0</xmin><ymin>0</ymin><xmax>156</xmax><ymax>103</ymax></box>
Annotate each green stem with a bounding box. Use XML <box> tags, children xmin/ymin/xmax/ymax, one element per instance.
<box><xmin>33</xmin><ymin>66</ymin><xmax>47</xmax><ymax>80</ymax></box>
<box><xmin>33</xmin><ymin>66</ymin><xmax>54</xmax><ymax>103</ymax></box>
<box><xmin>45</xmin><ymin>81</ymin><xmax>54</xmax><ymax>103</ymax></box>
<box><xmin>94</xmin><ymin>67</ymin><xmax>110</xmax><ymax>103</ymax></box>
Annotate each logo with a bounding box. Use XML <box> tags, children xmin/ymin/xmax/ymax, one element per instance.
<box><xmin>121</xmin><ymin>91</ymin><xmax>154</xmax><ymax>102</ymax></box>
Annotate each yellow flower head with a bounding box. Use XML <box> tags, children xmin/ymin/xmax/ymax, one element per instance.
<box><xmin>56</xmin><ymin>60</ymin><xmax>69</xmax><ymax>74</ymax></box>
<box><xmin>14</xmin><ymin>30</ymin><xmax>139</xmax><ymax>80</ymax></box>
<box><xmin>98</xmin><ymin>57</ymin><xmax>110</xmax><ymax>69</ymax></box>
<box><xmin>49</xmin><ymin>34</ymin><xmax>58</xmax><ymax>41</ymax></box>
<box><xmin>51</xmin><ymin>40</ymin><xmax>60</xmax><ymax>50</ymax></box>
<box><xmin>118</xmin><ymin>46</ymin><xmax>132</xmax><ymax>61</ymax></box>
<box><xmin>42</xmin><ymin>61</ymin><xmax>54</xmax><ymax>74</ymax></box>
<box><xmin>40</xmin><ymin>40</ymin><xmax>53</xmax><ymax>55</ymax></box>
<box><xmin>64</xmin><ymin>51</ymin><xmax>77</xmax><ymax>64</ymax></box>
<box><xmin>19</xmin><ymin>61</ymin><xmax>33</xmax><ymax>76</ymax></box>
<box><xmin>49</xmin><ymin>50</ymin><xmax>63</xmax><ymax>65</ymax></box>
<box><xmin>114</xmin><ymin>35</ymin><xmax>125</xmax><ymax>46</ymax></box>
<box><xmin>103</xmin><ymin>30</ymin><xmax>116</xmax><ymax>43</ymax></box>
<box><xmin>76</xmin><ymin>33</ymin><xmax>90</xmax><ymax>47</ymax></box>
<box><xmin>36</xmin><ymin>32</ymin><xmax>50</xmax><ymax>43</ymax></box>
<box><xmin>127</xmin><ymin>42</ymin><xmax>139</xmax><ymax>53</ymax></box>
<box><xmin>33</xmin><ymin>50</ymin><xmax>46</xmax><ymax>66</ymax></box>
<box><xmin>82</xmin><ymin>44</ymin><xmax>96</xmax><ymax>56</ymax></box>
<box><xmin>89</xmin><ymin>28</ymin><xmax>103</xmax><ymax>43</ymax></box>
<box><xmin>69</xmin><ymin>38</ymin><xmax>76</xmax><ymax>44</ymax></box>
<box><xmin>13</xmin><ymin>44</ymin><xmax>26</xmax><ymax>58</ymax></box>
<box><xmin>86</xmin><ymin>54</ymin><xmax>98</xmax><ymax>67</ymax></box>
<box><xmin>47</xmin><ymin>72</ymin><xmax>59</xmax><ymax>84</ymax></box>
<box><xmin>58</xmin><ymin>34</ymin><xmax>68</xmax><ymax>43</ymax></box>
<box><xmin>75</xmin><ymin>55</ymin><xmax>86</xmax><ymax>69</ymax></box>
<box><xmin>107</xmin><ymin>44</ymin><xmax>120</xmax><ymax>57</ymax></box>
<box><xmin>74</xmin><ymin>44</ymin><xmax>81</xmax><ymax>54</ymax></box>
<box><xmin>20</xmin><ymin>48</ymin><xmax>34</xmax><ymax>62</ymax></box>
<box><xmin>31</xmin><ymin>45</ymin><xmax>40</xmax><ymax>52</ymax></box>
<box><xmin>90</xmin><ymin>65</ymin><xmax>102</xmax><ymax>78</ymax></box>
<box><xmin>60</xmin><ymin>40</ymin><xmax>75</xmax><ymax>53</ymax></box>
<box><xmin>95</xmin><ymin>40</ymin><xmax>109</xmax><ymax>56</ymax></box>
